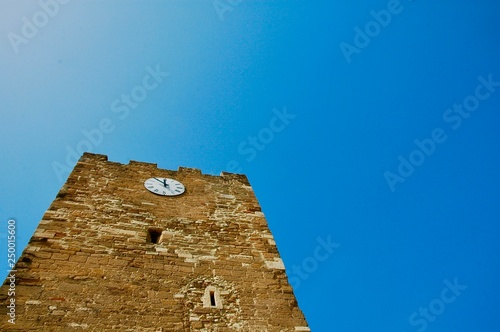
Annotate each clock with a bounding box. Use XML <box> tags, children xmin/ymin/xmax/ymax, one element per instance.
<box><xmin>144</xmin><ymin>177</ymin><xmax>185</xmax><ymax>196</ymax></box>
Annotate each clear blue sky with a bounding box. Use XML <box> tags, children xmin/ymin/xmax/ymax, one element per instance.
<box><xmin>1</xmin><ymin>1</ymin><xmax>500</xmax><ymax>331</ymax></box>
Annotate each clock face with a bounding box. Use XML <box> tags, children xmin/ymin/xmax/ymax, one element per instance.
<box><xmin>144</xmin><ymin>177</ymin><xmax>185</xmax><ymax>196</ymax></box>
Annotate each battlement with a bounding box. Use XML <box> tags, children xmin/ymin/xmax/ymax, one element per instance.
<box><xmin>79</xmin><ymin>152</ymin><xmax>250</xmax><ymax>184</ymax></box>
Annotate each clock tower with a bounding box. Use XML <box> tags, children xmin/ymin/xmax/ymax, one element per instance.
<box><xmin>0</xmin><ymin>153</ymin><xmax>309</xmax><ymax>331</ymax></box>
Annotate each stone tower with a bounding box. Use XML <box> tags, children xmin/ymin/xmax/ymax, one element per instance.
<box><xmin>0</xmin><ymin>153</ymin><xmax>309</xmax><ymax>331</ymax></box>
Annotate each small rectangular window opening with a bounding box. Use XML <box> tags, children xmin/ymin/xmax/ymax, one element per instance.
<box><xmin>148</xmin><ymin>229</ymin><xmax>162</xmax><ymax>244</ymax></box>
<box><xmin>209</xmin><ymin>291</ymin><xmax>216</xmax><ymax>307</ymax></box>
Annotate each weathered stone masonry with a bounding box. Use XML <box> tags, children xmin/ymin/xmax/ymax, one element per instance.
<box><xmin>0</xmin><ymin>152</ymin><xmax>309</xmax><ymax>331</ymax></box>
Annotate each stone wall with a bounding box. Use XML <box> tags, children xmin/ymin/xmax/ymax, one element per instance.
<box><xmin>0</xmin><ymin>153</ymin><xmax>309</xmax><ymax>331</ymax></box>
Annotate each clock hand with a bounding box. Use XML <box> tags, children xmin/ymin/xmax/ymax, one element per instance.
<box><xmin>153</xmin><ymin>178</ymin><xmax>166</xmax><ymax>187</ymax></box>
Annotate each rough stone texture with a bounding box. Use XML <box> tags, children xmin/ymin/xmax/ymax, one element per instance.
<box><xmin>0</xmin><ymin>153</ymin><xmax>309</xmax><ymax>331</ymax></box>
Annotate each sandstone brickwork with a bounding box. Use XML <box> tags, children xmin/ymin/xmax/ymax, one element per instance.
<box><xmin>0</xmin><ymin>153</ymin><xmax>309</xmax><ymax>331</ymax></box>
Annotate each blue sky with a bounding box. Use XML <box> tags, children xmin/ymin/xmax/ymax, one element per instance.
<box><xmin>1</xmin><ymin>0</ymin><xmax>500</xmax><ymax>331</ymax></box>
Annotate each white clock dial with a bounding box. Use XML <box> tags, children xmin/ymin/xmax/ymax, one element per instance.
<box><xmin>144</xmin><ymin>178</ymin><xmax>185</xmax><ymax>196</ymax></box>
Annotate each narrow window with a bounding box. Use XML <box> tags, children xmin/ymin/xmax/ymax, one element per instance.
<box><xmin>148</xmin><ymin>228</ymin><xmax>162</xmax><ymax>244</ymax></box>
<box><xmin>203</xmin><ymin>286</ymin><xmax>221</xmax><ymax>308</ymax></box>
<box><xmin>210</xmin><ymin>291</ymin><xmax>216</xmax><ymax>307</ymax></box>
